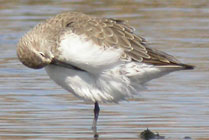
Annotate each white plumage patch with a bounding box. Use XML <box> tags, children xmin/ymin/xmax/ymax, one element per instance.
<box><xmin>45</xmin><ymin>65</ymin><xmax>137</xmax><ymax>103</ymax></box>
<box><xmin>45</xmin><ymin>32</ymin><xmax>178</xmax><ymax>103</ymax></box>
<box><xmin>58</xmin><ymin>32</ymin><xmax>123</xmax><ymax>73</ymax></box>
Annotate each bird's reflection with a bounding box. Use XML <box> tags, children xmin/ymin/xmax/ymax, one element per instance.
<box><xmin>92</xmin><ymin>118</ymin><xmax>99</xmax><ymax>139</ymax></box>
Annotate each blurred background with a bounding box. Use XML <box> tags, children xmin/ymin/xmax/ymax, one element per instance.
<box><xmin>0</xmin><ymin>0</ymin><xmax>209</xmax><ymax>139</ymax></box>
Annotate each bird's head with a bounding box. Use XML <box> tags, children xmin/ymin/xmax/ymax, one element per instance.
<box><xmin>17</xmin><ymin>33</ymin><xmax>53</xmax><ymax>69</ymax></box>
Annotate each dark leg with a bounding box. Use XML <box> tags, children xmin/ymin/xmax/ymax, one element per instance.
<box><xmin>94</xmin><ymin>102</ymin><xmax>100</xmax><ymax>124</ymax></box>
<box><xmin>92</xmin><ymin>102</ymin><xmax>100</xmax><ymax>138</ymax></box>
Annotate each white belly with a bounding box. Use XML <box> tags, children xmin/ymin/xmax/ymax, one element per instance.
<box><xmin>45</xmin><ymin>61</ymin><xmax>176</xmax><ymax>103</ymax></box>
<box><xmin>45</xmin><ymin>65</ymin><xmax>139</xmax><ymax>103</ymax></box>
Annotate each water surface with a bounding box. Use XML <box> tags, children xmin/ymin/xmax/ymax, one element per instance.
<box><xmin>0</xmin><ymin>0</ymin><xmax>209</xmax><ymax>139</ymax></box>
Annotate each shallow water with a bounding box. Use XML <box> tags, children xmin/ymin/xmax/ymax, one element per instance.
<box><xmin>0</xmin><ymin>0</ymin><xmax>209</xmax><ymax>139</ymax></box>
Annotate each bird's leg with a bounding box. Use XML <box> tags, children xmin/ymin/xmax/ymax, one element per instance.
<box><xmin>92</xmin><ymin>101</ymin><xmax>100</xmax><ymax>138</ymax></box>
<box><xmin>93</xmin><ymin>101</ymin><xmax>100</xmax><ymax>127</ymax></box>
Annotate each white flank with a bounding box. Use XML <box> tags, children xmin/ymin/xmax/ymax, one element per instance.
<box><xmin>58</xmin><ymin>32</ymin><xmax>123</xmax><ymax>73</ymax></box>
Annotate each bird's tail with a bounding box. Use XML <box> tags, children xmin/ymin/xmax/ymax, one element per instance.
<box><xmin>178</xmin><ymin>63</ymin><xmax>194</xmax><ymax>70</ymax></box>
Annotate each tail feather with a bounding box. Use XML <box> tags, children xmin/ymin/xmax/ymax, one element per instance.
<box><xmin>156</xmin><ymin>63</ymin><xmax>194</xmax><ymax>71</ymax></box>
<box><xmin>178</xmin><ymin>63</ymin><xmax>194</xmax><ymax>70</ymax></box>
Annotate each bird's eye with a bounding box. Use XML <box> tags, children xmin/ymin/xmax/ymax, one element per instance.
<box><xmin>39</xmin><ymin>52</ymin><xmax>45</xmax><ymax>57</ymax></box>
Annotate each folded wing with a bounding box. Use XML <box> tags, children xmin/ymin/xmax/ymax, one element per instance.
<box><xmin>53</xmin><ymin>12</ymin><xmax>193</xmax><ymax>71</ymax></box>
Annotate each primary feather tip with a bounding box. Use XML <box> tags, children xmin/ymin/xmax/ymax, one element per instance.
<box><xmin>179</xmin><ymin>63</ymin><xmax>195</xmax><ymax>70</ymax></box>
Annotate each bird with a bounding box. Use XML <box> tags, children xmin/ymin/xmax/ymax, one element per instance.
<box><xmin>17</xmin><ymin>11</ymin><xmax>194</xmax><ymax>135</ymax></box>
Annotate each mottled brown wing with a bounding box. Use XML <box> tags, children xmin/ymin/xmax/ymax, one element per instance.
<box><xmin>65</xmin><ymin>13</ymin><xmax>180</xmax><ymax>65</ymax></box>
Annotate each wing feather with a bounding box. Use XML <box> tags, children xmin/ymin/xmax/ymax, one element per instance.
<box><xmin>55</xmin><ymin>12</ymin><xmax>188</xmax><ymax>66</ymax></box>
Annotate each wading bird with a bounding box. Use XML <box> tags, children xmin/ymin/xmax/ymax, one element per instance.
<box><xmin>17</xmin><ymin>11</ymin><xmax>194</xmax><ymax>136</ymax></box>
